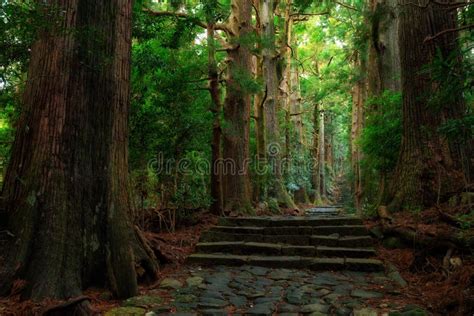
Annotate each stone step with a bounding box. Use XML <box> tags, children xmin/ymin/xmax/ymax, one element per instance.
<box><xmin>211</xmin><ymin>225</ymin><xmax>368</xmax><ymax>236</ymax></box>
<box><xmin>196</xmin><ymin>242</ymin><xmax>376</xmax><ymax>258</ymax></box>
<box><xmin>187</xmin><ymin>254</ymin><xmax>384</xmax><ymax>272</ymax></box>
<box><xmin>200</xmin><ymin>231</ymin><xmax>374</xmax><ymax>247</ymax></box>
<box><xmin>316</xmin><ymin>246</ymin><xmax>376</xmax><ymax>258</ymax></box>
<box><xmin>218</xmin><ymin>216</ymin><xmax>362</xmax><ymax>227</ymax></box>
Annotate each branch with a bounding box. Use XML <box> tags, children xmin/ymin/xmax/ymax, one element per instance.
<box><xmin>144</xmin><ymin>8</ymin><xmax>230</xmax><ymax>33</ymax></box>
<box><xmin>290</xmin><ymin>110</ymin><xmax>310</xmax><ymax>116</ymax></box>
<box><xmin>143</xmin><ymin>8</ymin><xmax>207</xmax><ymax>28</ymax></box>
<box><xmin>215</xmin><ymin>23</ymin><xmax>230</xmax><ymax>33</ymax></box>
<box><xmin>290</xmin><ymin>11</ymin><xmax>330</xmax><ymax>17</ymax></box>
<box><xmin>402</xmin><ymin>0</ymin><xmax>473</xmax><ymax>9</ymax></box>
<box><xmin>335</xmin><ymin>1</ymin><xmax>359</xmax><ymax>11</ymax></box>
<box><xmin>216</xmin><ymin>44</ymin><xmax>240</xmax><ymax>52</ymax></box>
<box><xmin>185</xmin><ymin>77</ymin><xmax>211</xmax><ymax>83</ymax></box>
<box><xmin>424</xmin><ymin>24</ymin><xmax>474</xmax><ymax>43</ymax></box>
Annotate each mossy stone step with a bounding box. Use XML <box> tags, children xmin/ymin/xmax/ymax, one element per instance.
<box><xmin>211</xmin><ymin>225</ymin><xmax>368</xmax><ymax>236</ymax></box>
<box><xmin>218</xmin><ymin>216</ymin><xmax>363</xmax><ymax>227</ymax></box>
<box><xmin>196</xmin><ymin>242</ymin><xmax>376</xmax><ymax>258</ymax></box>
<box><xmin>313</xmin><ymin>225</ymin><xmax>368</xmax><ymax>236</ymax></box>
<box><xmin>187</xmin><ymin>254</ymin><xmax>384</xmax><ymax>272</ymax></box>
<box><xmin>200</xmin><ymin>231</ymin><xmax>373</xmax><ymax>247</ymax></box>
<box><xmin>316</xmin><ymin>246</ymin><xmax>376</xmax><ymax>258</ymax></box>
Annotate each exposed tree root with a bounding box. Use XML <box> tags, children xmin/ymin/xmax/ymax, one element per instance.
<box><xmin>42</xmin><ymin>296</ymin><xmax>93</xmax><ymax>316</ymax></box>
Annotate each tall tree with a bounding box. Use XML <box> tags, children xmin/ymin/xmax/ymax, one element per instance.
<box><xmin>351</xmin><ymin>55</ymin><xmax>366</xmax><ymax>213</ymax></box>
<box><xmin>252</xmin><ymin>0</ymin><xmax>266</xmax><ymax>202</ymax></box>
<box><xmin>222</xmin><ymin>0</ymin><xmax>253</xmax><ymax>212</ymax></box>
<box><xmin>261</xmin><ymin>0</ymin><xmax>297</xmax><ymax>209</ymax></box>
<box><xmin>204</xmin><ymin>1</ymin><xmax>224</xmax><ymax>215</ymax></box>
<box><xmin>387</xmin><ymin>0</ymin><xmax>468</xmax><ymax>210</ymax></box>
<box><xmin>319</xmin><ymin>107</ymin><xmax>327</xmax><ymax>201</ymax></box>
<box><xmin>367</xmin><ymin>0</ymin><xmax>401</xmax><ymax>94</ymax></box>
<box><xmin>0</xmin><ymin>0</ymin><xmax>158</xmax><ymax>302</ymax></box>
<box><xmin>366</xmin><ymin>0</ymin><xmax>401</xmax><ymax>205</ymax></box>
<box><xmin>312</xmin><ymin>102</ymin><xmax>323</xmax><ymax>204</ymax></box>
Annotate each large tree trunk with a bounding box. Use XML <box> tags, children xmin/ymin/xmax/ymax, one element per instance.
<box><xmin>368</xmin><ymin>0</ymin><xmax>401</xmax><ymax>95</ymax></box>
<box><xmin>0</xmin><ymin>0</ymin><xmax>158</xmax><ymax>301</ymax></box>
<box><xmin>280</xmin><ymin>0</ymin><xmax>293</xmax><ymax>161</ymax></box>
<box><xmin>207</xmin><ymin>23</ymin><xmax>224</xmax><ymax>215</ymax></box>
<box><xmin>387</xmin><ymin>0</ymin><xmax>466</xmax><ymax>210</ymax></box>
<box><xmin>253</xmin><ymin>58</ymin><xmax>266</xmax><ymax>202</ymax></box>
<box><xmin>261</xmin><ymin>0</ymin><xmax>296</xmax><ymax>210</ymax></box>
<box><xmin>222</xmin><ymin>0</ymin><xmax>253</xmax><ymax>213</ymax></box>
<box><xmin>367</xmin><ymin>0</ymin><xmax>401</xmax><ymax>207</ymax></box>
<box><xmin>252</xmin><ymin>1</ymin><xmax>266</xmax><ymax>203</ymax></box>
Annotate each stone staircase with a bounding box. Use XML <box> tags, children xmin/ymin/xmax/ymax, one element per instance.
<box><xmin>188</xmin><ymin>210</ymin><xmax>384</xmax><ymax>272</ymax></box>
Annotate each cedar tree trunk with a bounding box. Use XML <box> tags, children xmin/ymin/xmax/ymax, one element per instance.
<box><xmin>222</xmin><ymin>0</ymin><xmax>253</xmax><ymax>213</ymax></box>
<box><xmin>0</xmin><ymin>0</ymin><xmax>158</xmax><ymax>301</ymax></box>
<box><xmin>261</xmin><ymin>0</ymin><xmax>296</xmax><ymax>210</ymax></box>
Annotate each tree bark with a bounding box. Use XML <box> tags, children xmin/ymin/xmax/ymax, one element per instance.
<box><xmin>260</xmin><ymin>0</ymin><xmax>296</xmax><ymax>210</ymax></box>
<box><xmin>0</xmin><ymin>0</ymin><xmax>158</xmax><ymax>300</ymax></box>
<box><xmin>368</xmin><ymin>0</ymin><xmax>401</xmax><ymax>95</ymax></box>
<box><xmin>222</xmin><ymin>0</ymin><xmax>253</xmax><ymax>213</ymax></box>
<box><xmin>367</xmin><ymin>0</ymin><xmax>401</xmax><ymax>208</ymax></box>
<box><xmin>312</xmin><ymin>103</ymin><xmax>322</xmax><ymax>204</ymax></box>
<box><xmin>289</xmin><ymin>42</ymin><xmax>310</xmax><ymax>204</ymax></box>
<box><xmin>280</xmin><ymin>0</ymin><xmax>293</xmax><ymax>161</ymax></box>
<box><xmin>320</xmin><ymin>108</ymin><xmax>327</xmax><ymax>201</ymax></box>
<box><xmin>252</xmin><ymin>0</ymin><xmax>266</xmax><ymax>203</ymax></box>
<box><xmin>351</xmin><ymin>67</ymin><xmax>365</xmax><ymax>214</ymax></box>
<box><xmin>387</xmin><ymin>0</ymin><xmax>466</xmax><ymax>210</ymax></box>
<box><xmin>207</xmin><ymin>22</ymin><xmax>224</xmax><ymax>215</ymax></box>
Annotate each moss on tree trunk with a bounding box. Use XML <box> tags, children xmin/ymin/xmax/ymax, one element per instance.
<box><xmin>0</xmin><ymin>0</ymin><xmax>158</xmax><ymax>300</ymax></box>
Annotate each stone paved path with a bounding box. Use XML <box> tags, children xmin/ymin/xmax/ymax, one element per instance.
<box><xmin>106</xmin><ymin>207</ymin><xmax>427</xmax><ymax>315</ymax></box>
<box><xmin>108</xmin><ymin>265</ymin><xmax>425</xmax><ymax>315</ymax></box>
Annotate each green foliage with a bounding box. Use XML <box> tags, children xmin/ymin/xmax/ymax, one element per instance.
<box><xmin>457</xmin><ymin>211</ymin><xmax>474</xmax><ymax>230</ymax></box>
<box><xmin>130</xmin><ymin>9</ymin><xmax>212</xmax><ymax>210</ymax></box>
<box><xmin>360</xmin><ymin>90</ymin><xmax>402</xmax><ymax>174</ymax></box>
<box><xmin>267</xmin><ymin>198</ymin><xmax>280</xmax><ymax>214</ymax></box>
<box><xmin>0</xmin><ymin>0</ymin><xmax>39</xmax><ymax>180</ymax></box>
<box><xmin>439</xmin><ymin>114</ymin><xmax>474</xmax><ymax>143</ymax></box>
<box><xmin>231</xmin><ymin>66</ymin><xmax>261</xmax><ymax>94</ymax></box>
<box><xmin>172</xmin><ymin>151</ymin><xmax>212</xmax><ymax>210</ymax></box>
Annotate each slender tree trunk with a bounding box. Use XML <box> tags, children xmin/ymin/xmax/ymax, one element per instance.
<box><xmin>280</xmin><ymin>0</ymin><xmax>293</xmax><ymax>161</ymax></box>
<box><xmin>320</xmin><ymin>108</ymin><xmax>327</xmax><ymax>201</ymax></box>
<box><xmin>351</xmin><ymin>50</ymin><xmax>367</xmax><ymax>214</ymax></box>
<box><xmin>0</xmin><ymin>0</ymin><xmax>158</xmax><ymax>300</ymax></box>
<box><xmin>290</xmin><ymin>47</ymin><xmax>304</xmax><ymax>149</ymax></box>
<box><xmin>222</xmin><ymin>0</ymin><xmax>253</xmax><ymax>213</ymax></box>
<box><xmin>289</xmin><ymin>43</ymin><xmax>310</xmax><ymax>204</ymax></box>
<box><xmin>387</xmin><ymin>0</ymin><xmax>466</xmax><ymax>210</ymax></box>
<box><xmin>261</xmin><ymin>0</ymin><xmax>296</xmax><ymax>210</ymax></box>
<box><xmin>207</xmin><ymin>23</ymin><xmax>224</xmax><ymax>215</ymax></box>
<box><xmin>312</xmin><ymin>103</ymin><xmax>322</xmax><ymax>204</ymax></box>
<box><xmin>351</xmin><ymin>64</ymin><xmax>365</xmax><ymax>214</ymax></box>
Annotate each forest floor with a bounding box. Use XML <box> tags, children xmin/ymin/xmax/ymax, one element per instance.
<box><xmin>0</xmin><ymin>206</ymin><xmax>472</xmax><ymax>315</ymax></box>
